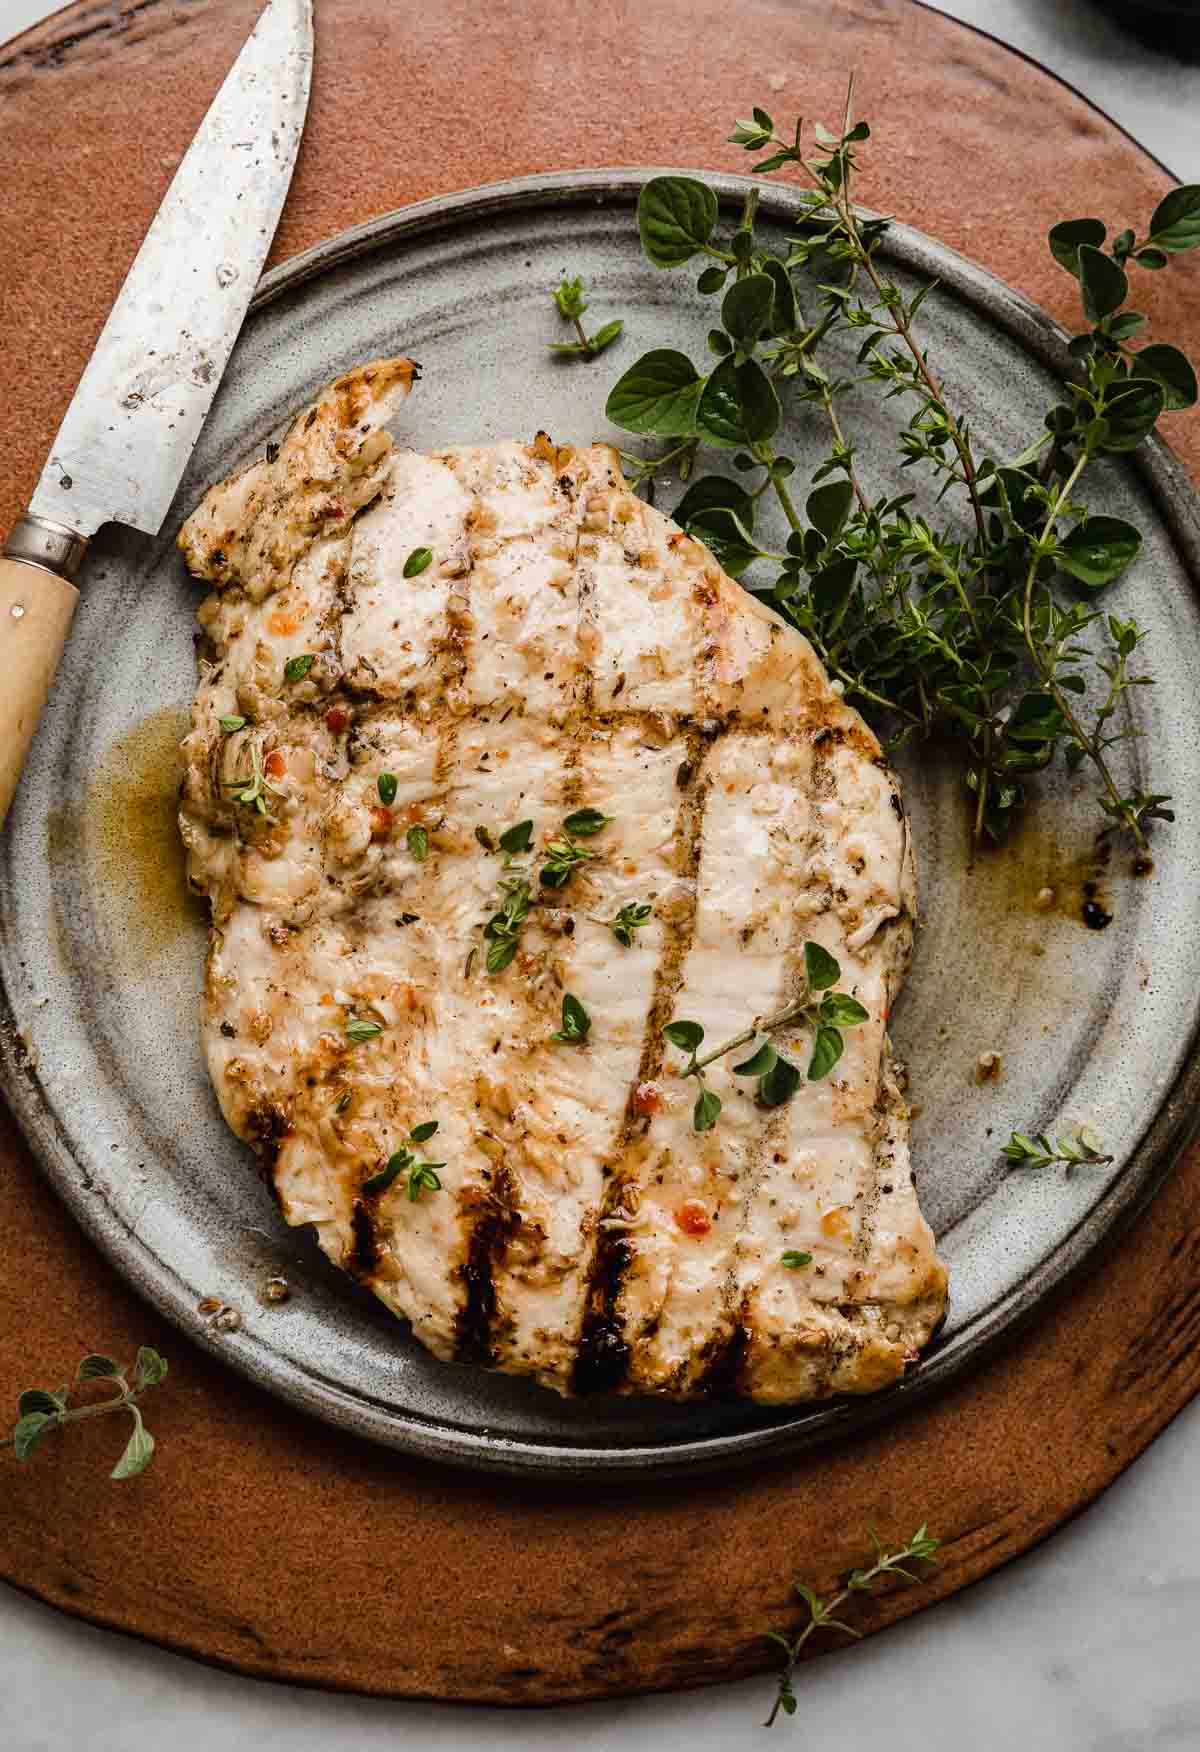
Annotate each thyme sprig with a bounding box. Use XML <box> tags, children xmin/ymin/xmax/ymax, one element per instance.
<box><xmin>1002</xmin><ymin>1125</ymin><xmax>1112</xmax><ymax>1170</ymax></box>
<box><xmin>363</xmin><ymin>1120</ymin><xmax>444</xmax><ymax>1199</ymax></box>
<box><xmin>665</xmin><ymin>942</ymin><xmax>868</xmax><ymax>1131</ymax></box>
<box><xmin>484</xmin><ymin>877</ymin><xmax>533</xmax><ymax>973</ymax></box>
<box><xmin>224</xmin><ymin>741</ymin><xmax>285</xmax><ymax>818</ymax></box>
<box><xmin>605</xmin><ymin>83</ymin><xmax>1199</xmax><ymax>848</ymax></box>
<box><xmin>765</xmin><ymin>1524</ymin><xmax>940</xmax><ymax>1726</ymax></box>
<box><xmin>3</xmin><ymin>1347</ymin><xmax>168</xmax><ymax>1480</ymax></box>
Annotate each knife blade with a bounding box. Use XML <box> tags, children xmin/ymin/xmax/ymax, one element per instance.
<box><xmin>1</xmin><ymin>0</ymin><xmax>313</xmax><ymax>824</ymax></box>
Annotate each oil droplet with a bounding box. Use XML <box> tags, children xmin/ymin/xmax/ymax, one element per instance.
<box><xmin>10</xmin><ymin>603</ymin><xmax>25</xmax><ymax>620</ymax></box>
<box><xmin>262</xmin><ymin>1275</ymin><xmax>290</xmax><ymax>1304</ymax></box>
<box><xmin>216</xmin><ymin>261</ymin><xmax>239</xmax><ymax>287</ymax></box>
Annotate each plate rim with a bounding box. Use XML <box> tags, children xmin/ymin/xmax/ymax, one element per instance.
<box><xmin>4</xmin><ymin>167</ymin><xmax>1200</xmax><ymax>1478</ymax></box>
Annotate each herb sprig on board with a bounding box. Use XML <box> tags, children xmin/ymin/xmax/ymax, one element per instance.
<box><xmin>766</xmin><ymin>1524</ymin><xmax>940</xmax><ymax>1726</ymax></box>
<box><xmin>3</xmin><ymin>1347</ymin><xmax>168</xmax><ymax>1480</ymax></box>
<box><xmin>550</xmin><ymin>275</ymin><xmax>624</xmax><ymax>359</ymax></box>
<box><xmin>605</xmin><ymin>81</ymin><xmax>1200</xmax><ymax>848</ymax></box>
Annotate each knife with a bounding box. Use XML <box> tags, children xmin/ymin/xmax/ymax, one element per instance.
<box><xmin>0</xmin><ymin>0</ymin><xmax>313</xmax><ymax>825</ymax></box>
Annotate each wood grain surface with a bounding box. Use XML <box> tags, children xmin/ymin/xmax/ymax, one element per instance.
<box><xmin>1</xmin><ymin>0</ymin><xmax>1198</xmax><ymax>1703</ymax></box>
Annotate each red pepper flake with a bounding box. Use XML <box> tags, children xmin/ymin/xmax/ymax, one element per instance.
<box><xmin>633</xmin><ymin>1081</ymin><xmax>662</xmax><ymax>1117</ymax></box>
<box><xmin>325</xmin><ymin>706</ymin><xmax>349</xmax><ymax>734</ymax></box>
<box><xmin>369</xmin><ymin>806</ymin><xmax>393</xmax><ymax>839</ymax></box>
<box><xmin>263</xmin><ymin>749</ymin><xmax>287</xmax><ymax>778</ymax></box>
<box><xmin>675</xmin><ymin>1199</ymin><xmax>711</xmax><ymax>1237</ymax></box>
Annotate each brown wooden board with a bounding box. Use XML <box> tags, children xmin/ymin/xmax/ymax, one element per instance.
<box><xmin>1</xmin><ymin>0</ymin><xmax>1198</xmax><ymax>1703</ymax></box>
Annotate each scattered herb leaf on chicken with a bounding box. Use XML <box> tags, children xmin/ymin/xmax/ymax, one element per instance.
<box><xmin>363</xmin><ymin>1123</ymin><xmax>444</xmax><ymax>1198</ymax></box>
<box><xmin>551</xmin><ymin>993</ymin><xmax>592</xmax><ymax>1044</ymax></box>
<box><xmin>218</xmin><ymin>713</ymin><xmax>247</xmax><ymax>733</ymax></box>
<box><xmin>407</xmin><ymin>825</ymin><xmax>429</xmax><ymax>861</ymax></box>
<box><xmin>283</xmin><ymin>652</ymin><xmax>315</xmax><ymax>683</ymax></box>
<box><xmin>403</xmin><ymin>546</ymin><xmax>433</xmax><ymax>578</ymax></box>
<box><xmin>484</xmin><ymin>877</ymin><xmax>533</xmax><ymax>973</ymax></box>
<box><xmin>666</xmin><ymin>944</ymin><xmax>868</xmax><ymax>1128</ymax></box>
<box><xmin>344</xmin><ymin>1015</ymin><xmax>383</xmax><ymax>1043</ymax></box>
<box><xmin>611</xmin><ymin>900</ymin><xmax>653</xmax><ymax>945</ymax></box>
<box><xmin>377</xmin><ymin>771</ymin><xmax>398</xmax><ymax>805</ymax></box>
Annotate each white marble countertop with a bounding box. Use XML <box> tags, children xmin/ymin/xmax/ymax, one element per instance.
<box><xmin>3</xmin><ymin>2</ymin><xmax>1199</xmax><ymax>1748</ymax></box>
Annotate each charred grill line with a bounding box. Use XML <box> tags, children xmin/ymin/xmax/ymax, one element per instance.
<box><xmin>348</xmin><ymin>1198</ymin><xmax>380</xmax><ymax>1279</ymax></box>
<box><xmin>572</xmin><ymin>720</ymin><xmax>723</xmax><ymax>1394</ymax></box>
<box><xmin>456</xmin><ymin>1164</ymin><xmax>522</xmax><ymax>1363</ymax></box>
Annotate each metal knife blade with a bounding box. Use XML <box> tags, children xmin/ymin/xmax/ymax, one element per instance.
<box><xmin>28</xmin><ymin>0</ymin><xmax>313</xmax><ymax>541</ymax></box>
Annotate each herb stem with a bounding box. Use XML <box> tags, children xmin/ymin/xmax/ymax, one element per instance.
<box><xmin>687</xmin><ymin>994</ymin><xmax>810</xmax><ymax>1077</ymax></box>
<box><xmin>1019</xmin><ymin>450</ymin><xmax>1146</xmax><ymax>847</ymax></box>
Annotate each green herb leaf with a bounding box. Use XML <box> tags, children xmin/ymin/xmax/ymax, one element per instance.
<box><xmin>781</xmin><ymin>1250</ymin><xmax>812</xmax><ymax>1268</ymax></box>
<box><xmin>759</xmin><ymin>1054</ymin><xmax>802</xmax><ymax>1106</ymax></box>
<box><xmin>563</xmin><ymin>808</ymin><xmax>612</xmax><ymax>836</ymax></box>
<box><xmin>693</xmin><ymin>1087</ymin><xmax>723</xmax><ymax>1131</ymax></box>
<box><xmin>673</xmin><ymin>474</ymin><xmax>757</xmax><ymax>532</ymax></box>
<box><xmin>697</xmin><ymin>266</ymin><xmax>728</xmax><ymax>294</ymax></box>
<box><xmin>807</xmin><ymin>1025</ymin><xmax>844</xmax><ymax>1081</ymax></box>
<box><xmin>806</xmin><ymin>479</ymin><xmax>855</xmax><ymax>542</ymax></box>
<box><xmin>611</xmin><ymin>901</ymin><xmax>653</xmax><ymax>946</ymax></box>
<box><xmin>403</xmin><ymin>547</ymin><xmax>434</xmax><ymax>578</ymax></box>
<box><xmin>344</xmin><ymin>1016</ymin><xmax>383</xmax><ymax>1044</ymax></box>
<box><xmin>408</xmin><ymin>1161</ymin><xmax>444</xmax><ymax>1201</ymax></box>
<box><xmin>363</xmin><ymin>1151</ymin><xmax>408</xmax><ymax>1195</ymax></box>
<box><xmin>1006</xmin><ymin>692</ymin><xmax>1068</xmax><ymax>744</ymax></box>
<box><xmin>1098</xmin><ymin>377</ymin><xmax>1165</xmax><ymax>451</ymax></box>
<box><xmin>638</xmin><ymin>176</ymin><xmax>720</xmax><ymax>268</ymax></box>
<box><xmin>1058</xmin><ymin>516</ymin><xmax>1143</xmax><ymax>589</ymax></box>
<box><xmin>17</xmin><ymin>1389</ymin><xmax>62</xmax><ymax>1417</ymax></box>
<box><xmin>553</xmin><ymin>274</ymin><xmax>587</xmax><ymax>319</ymax></box>
<box><xmin>732</xmin><ymin>1040</ymin><xmax>778</xmax><ymax>1076</ymax></box>
<box><xmin>1047</xmin><ymin>217</ymin><xmax>1107</xmax><ymax>275</ymax></box>
<box><xmin>110</xmin><ymin>1410</ymin><xmax>155</xmax><ymax>1480</ymax></box>
<box><xmin>410</xmin><ymin>1120</ymin><xmax>439</xmax><ymax>1143</ymax></box>
<box><xmin>77</xmin><ymin>1354</ymin><xmax>121</xmax><ymax>1381</ymax></box>
<box><xmin>664</xmin><ymin>1019</ymin><xmax>705</xmax><ymax>1054</ymax></box>
<box><xmin>803</xmin><ymin>941</ymin><xmax>841</xmax><ymax>991</ymax></box>
<box><xmin>13</xmin><ymin>1411</ymin><xmax>53</xmax><ymax>1461</ymax></box>
<box><xmin>497</xmin><ymin>820</ymin><xmax>532</xmax><ymax>855</ymax></box>
<box><xmin>698</xmin><ymin>355</ymin><xmax>781</xmax><ymax>447</ymax></box>
<box><xmin>762</xmin><ymin>258</ymin><xmax>797</xmax><ymax>334</ymax></box>
<box><xmin>606</xmin><ymin>349</ymin><xmax>705</xmax><ymax>437</ymax></box>
<box><xmin>1147</xmin><ymin>184</ymin><xmax>1200</xmax><ymax>253</ymax></box>
<box><xmin>551</xmin><ymin>993</ymin><xmax>592</xmax><ymax>1044</ymax></box>
<box><xmin>588</xmin><ymin>319</ymin><xmax>625</xmax><ymax>356</ymax></box>
<box><xmin>377</xmin><ymin>772</ymin><xmax>398</xmax><ymax>805</ymax></box>
<box><xmin>134</xmin><ymin>1347</ymin><xmax>168</xmax><ymax>1389</ymax></box>
<box><xmin>1135</xmin><ymin>247</ymin><xmax>1168</xmax><ymax>269</ymax></box>
<box><xmin>486</xmin><ymin>937</ymin><xmax>518</xmax><ymax>974</ymax></box>
<box><xmin>820</xmin><ymin>992</ymin><xmax>870</xmax><ymax>1026</ymax></box>
<box><xmin>721</xmin><ymin>272</ymin><xmax>777</xmax><ymax>348</ymax></box>
<box><xmin>218</xmin><ymin>714</ymin><xmax>247</xmax><ymax>733</ymax></box>
<box><xmin>1078</xmin><ymin>244</ymin><xmax>1127</xmax><ymax>322</ymax></box>
<box><xmin>685</xmin><ymin>505</ymin><xmax>761</xmax><ymax>578</ymax></box>
<box><xmin>283</xmin><ymin>653</ymin><xmax>315</xmax><ymax>683</ymax></box>
<box><xmin>1133</xmin><ymin>343</ymin><xmax>1198</xmax><ymax>411</ymax></box>
<box><xmin>406</xmin><ymin>825</ymin><xmax>429</xmax><ymax>862</ymax></box>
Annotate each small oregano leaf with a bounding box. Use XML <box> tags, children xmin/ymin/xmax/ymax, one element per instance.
<box><xmin>1058</xmin><ymin>516</ymin><xmax>1143</xmax><ymax>590</ymax></box>
<box><xmin>1077</xmin><ymin>245</ymin><xmax>1127</xmax><ymax>322</ymax></box>
<box><xmin>110</xmin><ymin>1411</ymin><xmax>155</xmax><ymax>1481</ymax></box>
<box><xmin>1133</xmin><ymin>343</ymin><xmax>1198</xmax><ymax>411</ymax></box>
<box><xmin>804</xmin><ymin>941</ymin><xmax>841</xmax><ymax>990</ymax></box>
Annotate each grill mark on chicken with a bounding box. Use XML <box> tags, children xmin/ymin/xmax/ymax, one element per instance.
<box><xmin>573</xmin><ymin>719</ymin><xmax>721</xmax><ymax>1393</ymax></box>
<box><xmin>179</xmin><ymin>364</ymin><xmax>947</xmax><ymax>1405</ymax></box>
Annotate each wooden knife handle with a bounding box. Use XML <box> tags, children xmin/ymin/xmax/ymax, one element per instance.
<box><xmin>0</xmin><ymin>553</ymin><xmax>79</xmax><ymax>826</ymax></box>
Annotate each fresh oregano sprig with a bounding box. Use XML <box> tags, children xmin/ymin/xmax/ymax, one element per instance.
<box><xmin>604</xmin><ymin>83</ymin><xmax>1199</xmax><ymax>849</ymax></box>
<box><xmin>665</xmin><ymin>942</ymin><xmax>868</xmax><ymax>1131</ymax></box>
<box><xmin>484</xmin><ymin>876</ymin><xmax>533</xmax><ymax>973</ymax></box>
<box><xmin>765</xmin><ymin>1524</ymin><xmax>940</xmax><ymax>1726</ymax></box>
<box><xmin>550</xmin><ymin>274</ymin><xmax>624</xmax><ymax>359</ymax></box>
<box><xmin>3</xmin><ymin>1347</ymin><xmax>168</xmax><ymax>1480</ymax></box>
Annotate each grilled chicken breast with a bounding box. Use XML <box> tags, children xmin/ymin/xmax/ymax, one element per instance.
<box><xmin>178</xmin><ymin>358</ymin><xmax>947</xmax><ymax>1403</ymax></box>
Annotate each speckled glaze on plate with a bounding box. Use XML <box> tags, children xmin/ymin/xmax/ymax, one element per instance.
<box><xmin>3</xmin><ymin>172</ymin><xmax>1199</xmax><ymax>1477</ymax></box>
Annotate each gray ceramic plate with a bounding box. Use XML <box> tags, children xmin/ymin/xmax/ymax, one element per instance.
<box><xmin>4</xmin><ymin>172</ymin><xmax>1200</xmax><ymax>1477</ymax></box>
